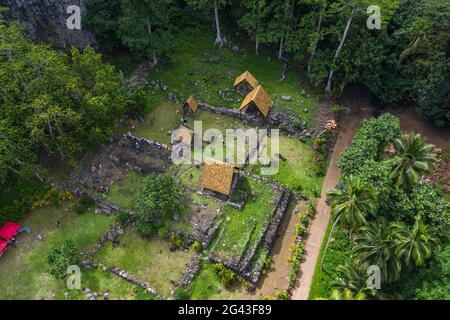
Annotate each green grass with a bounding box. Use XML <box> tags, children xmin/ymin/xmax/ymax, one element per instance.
<box><xmin>0</xmin><ymin>202</ymin><xmax>114</xmax><ymax>300</ymax></box>
<box><xmin>67</xmin><ymin>268</ymin><xmax>138</xmax><ymax>300</ymax></box>
<box><xmin>132</xmin><ymin>101</ymin><xmax>182</xmax><ymax>144</ymax></box>
<box><xmin>106</xmin><ymin>170</ymin><xmax>145</xmax><ymax>210</ymax></box>
<box><xmin>308</xmin><ymin>226</ymin><xmax>355</xmax><ymax>300</ymax></box>
<box><xmin>176</xmin><ymin>165</ymin><xmax>204</xmax><ymax>189</ymax></box>
<box><xmin>144</xmin><ymin>27</ymin><xmax>317</xmax><ymax>128</ymax></box>
<box><xmin>93</xmin><ymin>228</ymin><xmax>194</xmax><ymax>298</ymax></box>
<box><xmin>209</xmin><ymin>176</ymin><xmax>279</xmax><ymax>262</ymax></box>
<box><xmin>254</xmin><ymin>135</ymin><xmax>324</xmax><ymax>197</ymax></box>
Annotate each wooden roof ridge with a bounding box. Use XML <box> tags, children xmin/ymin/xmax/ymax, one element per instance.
<box><xmin>239</xmin><ymin>85</ymin><xmax>273</xmax><ymax>117</ymax></box>
<box><xmin>201</xmin><ymin>159</ymin><xmax>236</xmax><ymax>196</ymax></box>
<box><xmin>234</xmin><ymin>71</ymin><xmax>259</xmax><ymax>89</ymax></box>
<box><xmin>185</xmin><ymin>96</ymin><xmax>199</xmax><ymax>113</ymax></box>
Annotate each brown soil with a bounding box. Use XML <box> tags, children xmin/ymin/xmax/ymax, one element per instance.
<box><xmin>386</xmin><ymin>105</ymin><xmax>450</xmax><ymax>152</ymax></box>
<box><xmin>245</xmin><ymin>201</ymin><xmax>308</xmax><ymax>299</ymax></box>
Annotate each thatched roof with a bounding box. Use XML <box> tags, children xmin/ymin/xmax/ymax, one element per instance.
<box><xmin>234</xmin><ymin>71</ymin><xmax>259</xmax><ymax>89</ymax></box>
<box><xmin>185</xmin><ymin>96</ymin><xmax>199</xmax><ymax>113</ymax></box>
<box><xmin>239</xmin><ymin>85</ymin><xmax>273</xmax><ymax>117</ymax></box>
<box><xmin>201</xmin><ymin>159</ymin><xmax>236</xmax><ymax>196</ymax></box>
<box><xmin>174</xmin><ymin>126</ymin><xmax>193</xmax><ymax>144</ymax></box>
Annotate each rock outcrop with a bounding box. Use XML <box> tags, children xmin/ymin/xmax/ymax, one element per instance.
<box><xmin>1</xmin><ymin>0</ymin><xmax>96</xmax><ymax>49</ymax></box>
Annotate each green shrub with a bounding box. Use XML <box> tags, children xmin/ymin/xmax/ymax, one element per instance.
<box><xmin>276</xmin><ymin>290</ymin><xmax>289</xmax><ymax>300</ymax></box>
<box><xmin>73</xmin><ymin>203</ymin><xmax>87</xmax><ymax>215</ymax></box>
<box><xmin>157</xmin><ymin>226</ymin><xmax>168</xmax><ymax>238</ymax></box>
<box><xmin>191</xmin><ymin>241</ymin><xmax>202</xmax><ymax>252</ymax></box>
<box><xmin>330</xmin><ymin>104</ymin><xmax>347</xmax><ymax>120</ymax></box>
<box><xmin>46</xmin><ymin>240</ymin><xmax>79</xmax><ymax>279</ymax></box>
<box><xmin>80</xmin><ymin>195</ymin><xmax>95</xmax><ymax>207</ymax></box>
<box><xmin>73</xmin><ymin>195</ymin><xmax>95</xmax><ymax>215</ymax></box>
<box><xmin>212</xmin><ymin>263</ymin><xmax>237</xmax><ymax>287</ymax></box>
<box><xmin>170</xmin><ymin>234</ymin><xmax>184</xmax><ymax>248</ymax></box>
<box><xmin>263</xmin><ymin>256</ymin><xmax>272</xmax><ymax>273</ymax></box>
<box><xmin>117</xmin><ymin>211</ymin><xmax>129</xmax><ymax>225</ymax></box>
<box><xmin>338</xmin><ymin>114</ymin><xmax>401</xmax><ymax>174</ymax></box>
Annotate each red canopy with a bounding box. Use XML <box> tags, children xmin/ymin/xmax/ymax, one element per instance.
<box><xmin>0</xmin><ymin>221</ymin><xmax>20</xmax><ymax>241</ymax></box>
<box><xmin>0</xmin><ymin>240</ymin><xmax>7</xmax><ymax>255</ymax></box>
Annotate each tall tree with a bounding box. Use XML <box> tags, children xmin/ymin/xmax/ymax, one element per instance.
<box><xmin>239</xmin><ymin>0</ymin><xmax>269</xmax><ymax>55</ymax></box>
<box><xmin>323</xmin><ymin>0</ymin><xmax>400</xmax><ymax>94</ymax></box>
<box><xmin>187</xmin><ymin>0</ymin><xmax>229</xmax><ymax>47</ymax></box>
<box><xmin>355</xmin><ymin>219</ymin><xmax>402</xmax><ymax>283</ymax></box>
<box><xmin>321</xmin><ymin>175</ymin><xmax>377</xmax><ymax>270</ymax></box>
<box><xmin>264</xmin><ymin>0</ymin><xmax>295</xmax><ymax>59</ymax></box>
<box><xmin>307</xmin><ymin>0</ymin><xmax>327</xmax><ymax>72</ymax></box>
<box><xmin>119</xmin><ymin>0</ymin><xmax>174</xmax><ymax>64</ymax></box>
<box><xmin>324</xmin><ymin>0</ymin><xmax>356</xmax><ymax>94</ymax></box>
<box><xmin>390</xmin><ymin>217</ymin><xmax>440</xmax><ymax>268</ymax></box>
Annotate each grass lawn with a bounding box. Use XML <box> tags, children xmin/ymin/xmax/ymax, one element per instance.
<box><xmin>254</xmin><ymin>135</ymin><xmax>324</xmax><ymax>197</ymax></box>
<box><xmin>145</xmin><ymin>28</ymin><xmax>317</xmax><ymax>128</ymax></box>
<box><xmin>106</xmin><ymin>170</ymin><xmax>145</xmax><ymax>210</ymax></box>
<box><xmin>0</xmin><ymin>202</ymin><xmax>114</xmax><ymax>300</ymax></box>
<box><xmin>209</xmin><ymin>176</ymin><xmax>280</xmax><ymax>262</ymax></box>
<box><xmin>93</xmin><ymin>228</ymin><xmax>194</xmax><ymax>298</ymax></box>
<box><xmin>132</xmin><ymin>101</ymin><xmax>181</xmax><ymax>144</ymax></box>
<box><xmin>67</xmin><ymin>268</ymin><xmax>139</xmax><ymax>300</ymax></box>
<box><xmin>176</xmin><ymin>165</ymin><xmax>204</xmax><ymax>189</ymax></box>
<box><xmin>308</xmin><ymin>226</ymin><xmax>355</xmax><ymax>300</ymax></box>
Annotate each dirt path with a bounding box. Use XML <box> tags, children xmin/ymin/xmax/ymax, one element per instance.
<box><xmin>291</xmin><ymin>100</ymin><xmax>371</xmax><ymax>300</ymax></box>
<box><xmin>244</xmin><ymin>201</ymin><xmax>308</xmax><ymax>299</ymax></box>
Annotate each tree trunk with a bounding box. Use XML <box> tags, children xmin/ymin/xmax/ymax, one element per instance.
<box><xmin>255</xmin><ymin>35</ymin><xmax>259</xmax><ymax>55</ymax></box>
<box><xmin>324</xmin><ymin>3</ymin><xmax>355</xmax><ymax>94</ymax></box>
<box><xmin>147</xmin><ymin>16</ymin><xmax>158</xmax><ymax>65</ymax></box>
<box><xmin>320</xmin><ymin>214</ymin><xmax>342</xmax><ymax>271</ymax></box>
<box><xmin>308</xmin><ymin>0</ymin><xmax>327</xmax><ymax>72</ymax></box>
<box><xmin>278</xmin><ymin>37</ymin><xmax>284</xmax><ymax>59</ymax></box>
<box><xmin>213</xmin><ymin>0</ymin><xmax>224</xmax><ymax>47</ymax></box>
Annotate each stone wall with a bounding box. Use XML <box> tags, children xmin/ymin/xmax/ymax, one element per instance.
<box><xmin>208</xmin><ymin>181</ymin><xmax>292</xmax><ymax>284</ymax></box>
<box><xmin>197</xmin><ymin>102</ymin><xmax>313</xmax><ymax>141</ymax></box>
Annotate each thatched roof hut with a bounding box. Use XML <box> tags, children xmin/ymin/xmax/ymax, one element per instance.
<box><xmin>201</xmin><ymin>159</ymin><xmax>236</xmax><ymax>196</ymax></box>
<box><xmin>239</xmin><ymin>85</ymin><xmax>273</xmax><ymax>117</ymax></box>
<box><xmin>234</xmin><ymin>71</ymin><xmax>259</xmax><ymax>89</ymax></box>
<box><xmin>184</xmin><ymin>96</ymin><xmax>199</xmax><ymax>114</ymax></box>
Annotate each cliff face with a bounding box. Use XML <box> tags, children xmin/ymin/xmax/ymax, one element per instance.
<box><xmin>0</xmin><ymin>0</ymin><xmax>97</xmax><ymax>49</ymax></box>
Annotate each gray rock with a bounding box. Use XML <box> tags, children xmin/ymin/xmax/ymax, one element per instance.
<box><xmin>282</xmin><ymin>96</ymin><xmax>292</xmax><ymax>101</ymax></box>
<box><xmin>2</xmin><ymin>0</ymin><xmax>97</xmax><ymax>49</ymax></box>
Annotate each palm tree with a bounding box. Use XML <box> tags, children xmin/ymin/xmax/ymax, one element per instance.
<box><xmin>390</xmin><ymin>216</ymin><xmax>440</xmax><ymax>268</ymax></box>
<box><xmin>321</xmin><ymin>175</ymin><xmax>377</xmax><ymax>270</ymax></box>
<box><xmin>331</xmin><ymin>261</ymin><xmax>376</xmax><ymax>297</ymax></box>
<box><xmin>386</xmin><ymin>133</ymin><xmax>436</xmax><ymax>189</ymax></box>
<box><xmin>355</xmin><ymin>219</ymin><xmax>402</xmax><ymax>283</ymax></box>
